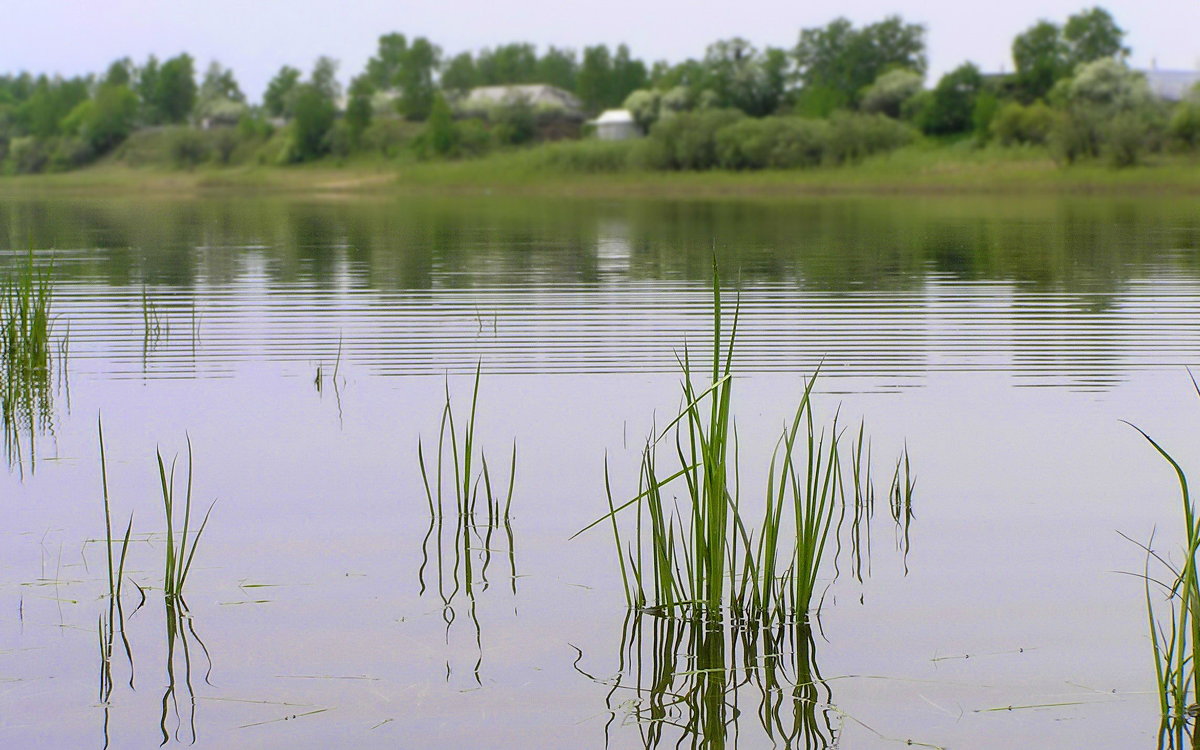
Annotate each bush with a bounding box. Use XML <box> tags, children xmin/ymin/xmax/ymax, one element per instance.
<box><xmin>455</xmin><ymin>118</ymin><xmax>493</xmax><ymax>157</ymax></box>
<box><xmin>1049</xmin><ymin>109</ymin><xmax>1099</xmax><ymax>164</ymax></box>
<box><xmin>49</xmin><ymin>137</ymin><xmax>95</xmax><ymax>171</ymax></box>
<box><xmin>990</xmin><ymin>101</ymin><xmax>1056</xmax><ymax>146</ymax></box>
<box><xmin>714</xmin><ymin>117</ymin><xmax>829</xmax><ymax>169</ymax></box>
<box><xmin>1103</xmin><ymin>111</ymin><xmax>1150</xmax><ymax>167</ymax></box>
<box><xmin>529</xmin><ymin>139</ymin><xmax>635</xmax><ymax>173</ymax></box>
<box><xmin>8</xmin><ymin>136</ymin><xmax>51</xmax><ymax>174</ymax></box>
<box><xmin>1168</xmin><ymin>101</ymin><xmax>1200</xmax><ymax>151</ymax></box>
<box><xmin>642</xmin><ymin>109</ymin><xmax>745</xmax><ymax>169</ymax></box>
<box><xmin>361</xmin><ymin>118</ymin><xmax>417</xmax><ymax>157</ymax></box>
<box><xmin>860</xmin><ymin>69</ymin><xmax>923</xmax><ymax>119</ymax></box>
<box><xmin>169</xmin><ymin>128</ymin><xmax>211</xmax><ymax>168</ymax></box>
<box><xmin>825</xmin><ymin>112</ymin><xmax>916</xmax><ymax>164</ymax></box>
<box><xmin>492</xmin><ymin>98</ymin><xmax>537</xmax><ymax>146</ymax></box>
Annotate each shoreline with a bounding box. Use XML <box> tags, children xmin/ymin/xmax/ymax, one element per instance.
<box><xmin>2</xmin><ymin>148</ymin><xmax>1199</xmax><ymax>200</ymax></box>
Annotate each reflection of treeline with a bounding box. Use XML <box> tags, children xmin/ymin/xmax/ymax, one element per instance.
<box><xmin>2</xmin><ymin>195</ymin><xmax>1198</xmax><ymax>293</ymax></box>
<box><xmin>1</xmin><ymin>6</ymin><xmax>1196</xmax><ymax>174</ymax></box>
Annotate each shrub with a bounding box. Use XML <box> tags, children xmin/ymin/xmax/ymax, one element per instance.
<box><xmin>1168</xmin><ymin>101</ymin><xmax>1200</xmax><ymax>151</ymax></box>
<box><xmin>48</xmin><ymin>136</ymin><xmax>95</xmax><ymax>171</ymax></box>
<box><xmin>1103</xmin><ymin>111</ymin><xmax>1150</xmax><ymax>167</ymax></box>
<box><xmin>529</xmin><ymin>139</ymin><xmax>634</xmax><ymax>173</ymax></box>
<box><xmin>824</xmin><ymin>111</ymin><xmax>916</xmax><ymax>164</ymax></box>
<box><xmin>860</xmin><ymin>69</ymin><xmax>923</xmax><ymax>119</ymax></box>
<box><xmin>492</xmin><ymin>97</ymin><xmax>537</xmax><ymax>146</ymax></box>
<box><xmin>8</xmin><ymin>137</ymin><xmax>50</xmax><ymax>174</ymax></box>
<box><xmin>169</xmin><ymin>128</ymin><xmax>210</xmax><ymax>168</ymax></box>
<box><xmin>455</xmin><ymin>119</ymin><xmax>493</xmax><ymax>157</ymax></box>
<box><xmin>642</xmin><ymin>109</ymin><xmax>745</xmax><ymax>169</ymax></box>
<box><xmin>361</xmin><ymin>118</ymin><xmax>415</xmax><ymax>157</ymax></box>
<box><xmin>990</xmin><ymin>101</ymin><xmax>1056</xmax><ymax>146</ymax></box>
<box><xmin>714</xmin><ymin>117</ymin><xmax>829</xmax><ymax>169</ymax></box>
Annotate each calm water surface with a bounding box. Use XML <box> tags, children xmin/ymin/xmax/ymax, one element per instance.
<box><xmin>2</xmin><ymin>194</ymin><xmax>1200</xmax><ymax>748</ymax></box>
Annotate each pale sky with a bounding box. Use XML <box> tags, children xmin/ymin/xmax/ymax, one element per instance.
<box><xmin>5</xmin><ymin>0</ymin><xmax>1199</xmax><ymax>101</ymax></box>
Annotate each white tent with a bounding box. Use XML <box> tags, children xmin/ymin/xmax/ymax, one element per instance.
<box><xmin>591</xmin><ymin>109</ymin><xmax>640</xmax><ymax>141</ymax></box>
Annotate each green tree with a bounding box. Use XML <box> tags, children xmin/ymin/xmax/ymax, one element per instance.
<box><xmin>366</xmin><ymin>33</ymin><xmax>409</xmax><ymax>89</ymax></box>
<box><xmin>918</xmin><ymin>63</ymin><xmax>984</xmax><ymax>135</ymax></box>
<box><xmin>310</xmin><ymin>56</ymin><xmax>341</xmax><ymax>103</ymax></box>
<box><xmin>477</xmin><ymin>43</ymin><xmax>538</xmax><ymax>84</ymax></box>
<box><xmin>196</xmin><ymin>61</ymin><xmax>246</xmax><ymax>123</ymax></box>
<box><xmin>155</xmin><ymin>54</ymin><xmax>197</xmax><ymax>123</ymax></box>
<box><xmin>103</xmin><ymin>58</ymin><xmax>134</xmax><ymax>88</ymax></box>
<box><xmin>289</xmin><ymin>83</ymin><xmax>335</xmax><ymax>160</ymax></box>
<box><xmin>263</xmin><ymin>65</ymin><xmax>301</xmax><ymax>118</ymax></box>
<box><xmin>397</xmin><ymin>37</ymin><xmax>439</xmax><ymax>119</ymax></box>
<box><xmin>860</xmin><ymin>68</ymin><xmax>923</xmax><ymax>118</ymax></box>
<box><xmin>344</xmin><ymin>75</ymin><xmax>373</xmax><ymax>141</ymax></box>
<box><xmin>423</xmin><ymin>92</ymin><xmax>458</xmax><ymax>156</ymax></box>
<box><xmin>135</xmin><ymin>56</ymin><xmax>160</xmax><ymax>120</ymax></box>
<box><xmin>700</xmin><ymin>38</ymin><xmax>785</xmax><ymax>116</ymax></box>
<box><xmin>577</xmin><ymin>45</ymin><xmax>613</xmax><ymax>112</ymax></box>
<box><xmin>15</xmin><ymin>76</ymin><xmax>89</xmax><ymax>137</ymax></box>
<box><xmin>1012</xmin><ymin>21</ymin><xmax>1067</xmax><ymax>101</ymax></box>
<box><xmin>609</xmin><ymin>44</ymin><xmax>648</xmax><ymax>106</ymax></box>
<box><xmin>1063</xmin><ymin>7</ymin><xmax>1128</xmax><ymax>69</ymax></box>
<box><xmin>441</xmin><ymin>52</ymin><xmax>479</xmax><ymax>92</ymax></box>
<box><xmin>67</xmin><ymin>84</ymin><xmax>139</xmax><ymax>152</ymax></box>
<box><xmin>793</xmin><ymin>16</ymin><xmax>926</xmax><ymax>109</ymax></box>
<box><xmin>536</xmin><ymin>47</ymin><xmax>578</xmax><ymax>91</ymax></box>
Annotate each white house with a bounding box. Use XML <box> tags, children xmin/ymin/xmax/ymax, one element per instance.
<box><xmin>591</xmin><ymin>109</ymin><xmax>640</xmax><ymax>141</ymax></box>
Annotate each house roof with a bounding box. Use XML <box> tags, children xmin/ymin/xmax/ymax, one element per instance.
<box><xmin>1139</xmin><ymin>69</ymin><xmax>1200</xmax><ymax>101</ymax></box>
<box><xmin>459</xmin><ymin>84</ymin><xmax>583</xmax><ymax>114</ymax></box>
<box><xmin>592</xmin><ymin>109</ymin><xmax>635</xmax><ymax>125</ymax></box>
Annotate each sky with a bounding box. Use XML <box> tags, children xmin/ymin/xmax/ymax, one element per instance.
<box><xmin>5</xmin><ymin>1</ymin><xmax>1200</xmax><ymax>101</ymax></box>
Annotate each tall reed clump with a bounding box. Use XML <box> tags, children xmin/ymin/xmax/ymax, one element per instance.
<box><xmin>1126</xmin><ymin>381</ymin><xmax>1200</xmax><ymax>748</ymax></box>
<box><xmin>0</xmin><ymin>250</ymin><xmax>59</xmax><ymax>468</ymax></box>
<box><xmin>578</xmin><ymin>262</ymin><xmax>907</xmax><ymax>624</ymax></box>
<box><xmin>157</xmin><ymin>437</ymin><xmax>214</xmax><ymax>602</ymax></box>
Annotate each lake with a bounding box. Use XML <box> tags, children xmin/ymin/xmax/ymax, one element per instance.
<box><xmin>2</xmin><ymin>192</ymin><xmax>1200</xmax><ymax>749</ymax></box>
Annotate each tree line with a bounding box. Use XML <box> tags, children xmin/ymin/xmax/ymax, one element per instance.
<box><xmin>1</xmin><ymin>5</ymin><xmax>1197</xmax><ymax>173</ymax></box>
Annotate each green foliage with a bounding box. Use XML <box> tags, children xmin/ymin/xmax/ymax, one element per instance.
<box><xmin>169</xmin><ymin>128</ymin><xmax>210</xmax><ymax>168</ymax></box>
<box><xmin>824</xmin><ymin>111</ymin><xmax>916</xmax><ymax>163</ymax></box>
<box><xmin>289</xmin><ymin>83</ymin><xmax>336</xmax><ymax>161</ymax></box>
<box><xmin>6</xmin><ymin>136</ymin><xmax>50</xmax><ymax>174</ymax></box>
<box><xmin>1012</xmin><ymin>21</ymin><xmax>1068</xmax><ymax>101</ymax></box>
<box><xmin>792</xmin><ymin>85</ymin><xmax>849</xmax><ymax>118</ymax></box>
<box><xmin>344</xmin><ymin>76</ymin><xmax>374</xmax><ymax>143</ymax></box>
<box><xmin>536</xmin><ymin>47</ymin><xmax>577</xmax><ymax>91</ymax></box>
<box><xmin>15</xmin><ymin>76</ymin><xmax>89</xmax><ymax>138</ymax></box>
<box><xmin>794</xmin><ymin>16</ymin><xmax>926</xmax><ymax>108</ymax></box>
<box><xmin>492</xmin><ymin>97</ymin><xmax>537</xmax><ymax>146</ymax></box>
<box><xmin>366</xmin><ymin>34</ymin><xmax>441</xmax><ymax>120</ymax></box>
<box><xmin>524</xmin><ymin>138</ymin><xmax>633</xmax><ymax>172</ymax></box>
<box><xmin>1012</xmin><ymin>8</ymin><xmax>1129</xmax><ymax>102</ymax></box>
<box><xmin>420</xmin><ymin>92</ymin><xmax>459</xmax><ymax>157</ymax></box>
<box><xmin>74</xmin><ymin>84</ymin><xmax>139</xmax><ymax>153</ymax></box>
<box><xmin>1103</xmin><ymin>111</ymin><xmax>1150</xmax><ymax>167</ymax></box>
<box><xmin>641</xmin><ymin>109</ymin><xmax>745</xmax><ymax>169</ymax></box>
<box><xmin>699</xmin><ymin>38</ymin><xmax>788</xmax><ymax>116</ymax></box>
<box><xmin>310</xmin><ymin>56</ymin><xmax>341</xmax><ymax>103</ymax></box>
<box><xmin>577</xmin><ymin>44</ymin><xmax>647</xmax><ymax>113</ymax></box>
<box><xmin>361</xmin><ymin>118</ymin><xmax>419</xmax><ymax>157</ymax></box>
<box><xmin>990</xmin><ymin>101</ymin><xmax>1056</xmax><ymax>145</ymax></box>
<box><xmin>195</xmin><ymin>61</ymin><xmax>246</xmax><ymax>125</ymax></box>
<box><xmin>971</xmin><ymin>91</ymin><xmax>1001</xmax><ymax>140</ymax></box>
<box><xmin>154</xmin><ymin>54</ymin><xmax>197</xmax><ymax>124</ymax></box>
<box><xmin>918</xmin><ymin>63</ymin><xmax>984</xmax><ymax>136</ymax></box>
<box><xmin>1168</xmin><ymin>101</ymin><xmax>1200</xmax><ymax>151</ymax></box>
<box><xmin>860</xmin><ymin>69</ymin><xmax>923</xmax><ymax>118</ymax></box>
<box><xmin>263</xmin><ymin>66</ymin><xmax>301</xmax><ymax>118</ymax></box>
<box><xmin>1063</xmin><ymin>6</ymin><xmax>1128</xmax><ymax>69</ymax></box>
<box><xmin>476</xmin><ymin>43</ymin><xmax>538</xmax><ymax>85</ymax></box>
<box><xmin>715</xmin><ymin>116</ymin><xmax>829</xmax><ymax>169</ymax></box>
<box><xmin>622</xmin><ymin>89</ymin><xmax>661</xmax><ymax>131</ymax></box>
<box><xmin>441</xmin><ymin>52</ymin><xmax>479</xmax><ymax>93</ymax></box>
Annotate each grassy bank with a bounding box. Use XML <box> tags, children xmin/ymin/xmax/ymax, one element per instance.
<box><xmin>2</xmin><ymin>141</ymin><xmax>1199</xmax><ymax>199</ymax></box>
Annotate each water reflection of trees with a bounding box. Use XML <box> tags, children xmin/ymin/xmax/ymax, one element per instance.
<box><xmin>2</xmin><ymin>195</ymin><xmax>1198</xmax><ymax>295</ymax></box>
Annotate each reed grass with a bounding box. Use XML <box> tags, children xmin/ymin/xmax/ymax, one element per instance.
<box><xmin>0</xmin><ymin>250</ymin><xmax>60</xmax><ymax>472</ymax></box>
<box><xmin>580</xmin><ymin>262</ymin><xmax>904</xmax><ymax>624</ymax></box>
<box><xmin>1125</xmin><ymin>380</ymin><xmax>1200</xmax><ymax>748</ymax></box>
<box><xmin>416</xmin><ymin>362</ymin><xmax>518</xmax><ymax>683</ymax></box>
<box><xmin>157</xmin><ymin>437</ymin><xmax>214</xmax><ymax>602</ymax></box>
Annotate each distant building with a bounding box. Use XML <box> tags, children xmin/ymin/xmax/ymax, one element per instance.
<box><xmin>1139</xmin><ymin>69</ymin><xmax>1200</xmax><ymax>101</ymax></box>
<box><xmin>590</xmin><ymin>109</ymin><xmax>640</xmax><ymax>141</ymax></box>
<box><xmin>458</xmin><ymin>84</ymin><xmax>584</xmax><ymax>119</ymax></box>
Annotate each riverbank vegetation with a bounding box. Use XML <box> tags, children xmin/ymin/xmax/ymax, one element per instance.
<box><xmin>1</xmin><ymin>6</ymin><xmax>1197</xmax><ymax>183</ymax></box>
